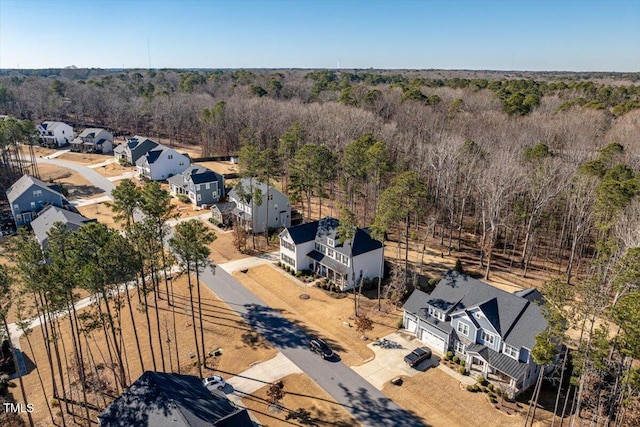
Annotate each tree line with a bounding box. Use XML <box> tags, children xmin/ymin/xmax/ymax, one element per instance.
<box><xmin>0</xmin><ymin>180</ymin><xmax>216</xmax><ymax>426</ymax></box>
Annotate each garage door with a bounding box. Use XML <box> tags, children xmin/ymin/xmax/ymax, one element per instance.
<box><xmin>405</xmin><ymin>316</ymin><xmax>417</xmax><ymax>333</ymax></box>
<box><xmin>419</xmin><ymin>328</ymin><xmax>446</xmax><ymax>354</ymax></box>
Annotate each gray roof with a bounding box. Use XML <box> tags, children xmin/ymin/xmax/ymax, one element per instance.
<box><xmin>78</xmin><ymin>127</ymin><xmax>109</xmax><ymax>138</ymax></box>
<box><xmin>307</xmin><ymin>249</ymin><xmax>349</xmax><ymax>275</ymax></box>
<box><xmin>404</xmin><ymin>271</ymin><xmax>547</xmax><ymax>350</ymax></box>
<box><xmin>6</xmin><ymin>174</ymin><xmax>63</xmax><ymax>205</ymax></box>
<box><xmin>466</xmin><ymin>344</ymin><xmax>529</xmax><ymax>380</ymax></box>
<box><xmin>30</xmin><ymin>206</ymin><xmax>94</xmax><ymax>247</ymax></box>
<box><xmin>228</xmin><ymin>178</ymin><xmax>287</xmax><ymax>204</ymax></box>
<box><xmin>403</xmin><ymin>290</ymin><xmax>453</xmax><ymax>334</ymax></box>
<box><xmin>168</xmin><ymin>165</ymin><xmax>222</xmax><ymax>187</ymax></box>
<box><xmin>98</xmin><ymin>371</ymin><xmax>252</xmax><ymax>427</ymax></box>
<box><xmin>41</xmin><ymin>121</ymin><xmax>69</xmax><ymax>131</ymax></box>
<box><xmin>211</xmin><ymin>202</ymin><xmax>236</xmax><ymax>214</ymax></box>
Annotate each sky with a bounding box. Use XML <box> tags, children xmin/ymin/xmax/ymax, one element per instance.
<box><xmin>0</xmin><ymin>0</ymin><xmax>639</xmax><ymax>71</ymax></box>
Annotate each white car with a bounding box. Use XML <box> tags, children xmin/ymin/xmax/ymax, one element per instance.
<box><xmin>203</xmin><ymin>375</ymin><xmax>226</xmax><ymax>390</ymax></box>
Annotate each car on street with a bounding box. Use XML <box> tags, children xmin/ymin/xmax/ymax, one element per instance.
<box><xmin>309</xmin><ymin>338</ymin><xmax>334</xmax><ymax>359</ymax></box>
<box><xmin>203</xmin><ymin>375</ymin><xmax>226</xmax><ymax>390</ymax></box>
<box><xmin>404</xmin><ymin>347</ymin><xmax>432</xmax><ymax>367</ymax></box>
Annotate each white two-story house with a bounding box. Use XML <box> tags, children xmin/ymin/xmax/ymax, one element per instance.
<box><xmin>279</xmin><ymin>217</ymin><xmax>384</xmax><ymax>291</ymax></box>
<box><xmin>403</xmin><ymin>271</ymin><xmax>550</xmax><ymax>397</ymax></box>
<box><xmin>136</xmin><ymin>144</ymin><xmax>190</xmax><ymax>181</ymax></box>
<box><xmin>228</xmin><ymin>178</ymin><xmax>291</xmax><ymax>234</ymax></box>
<box><xmin>38</xmin><ymin>121</ymin><xmax>74</xmax><ymax>148</ymax></box>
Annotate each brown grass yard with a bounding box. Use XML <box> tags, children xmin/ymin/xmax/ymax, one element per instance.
<box><xmin>206</xmin><ymin>228</ymin><xmax>249</xmax><ymax>264</ymax></box>
<box><xmin>36</xmin><ymin>163</ymin><xmax>105</xmax><ymax>200</ymax></box>
<box><xmin>232</xmin><ymin>264</ymin><xmax>402</xmax><ymax>367</ymax></box>
<box><xmin>241</xmin><ymin>373</ymin><xmax>359</xmax><ymax>427</ymax></box>
<box><xmin>93</xmin><ymin>161</ymin><xmax>133</xmax><ymax>178</ymax></box>
<box><xmin>12</xmin><ymin>274</ymin><xmax>276</xmax><ymax>426</ymax></box>
<box><xmin>55</xmin><ymin>152</ymin><xmax>113</xmax><ymax>165</ymax></box>
<box><xmin>194</xmin><ymin>160</ymin><xmax>239</xmax><ymax>176</ymax></box>
<box><xmin>76</xmin><ymin>202</ymin><xmax>121</xmax><ymax>231</ymax></box>
<box><xmin>382</xmin><ymin>369</ymin><xmax>547</xmax><ymax>427</ymax></box>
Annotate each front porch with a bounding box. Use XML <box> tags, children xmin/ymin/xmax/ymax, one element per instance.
<box><xmin>464</xmin><ymin>344</ymin><xmax>528</xmax><ymax>398</ymax></box>
<box><xmin>307</xmin><ymin>250</ymin><xmax>350</xmax><ymax>290</ymax></box>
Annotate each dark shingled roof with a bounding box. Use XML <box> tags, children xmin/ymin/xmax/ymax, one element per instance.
<box><xmin>145</xmin><ymin>149</ymin><xmax>163</xmax><ymax>164</ymax></box>
<box><xmin>281</xmin><ymin>217</ymin><xmax>382</xmax><ymax>257</ymax></box>
<box><xmin>6</xmin><ymin>174</ymin><xmax>64</xmax><ymax>204</ymax></box>
<box><xmin>404</xmin><ymin>271</ymin><xmax>547</xmax><ymax>350</ymax></box>
<box><xmin>402</xmin><ymin>290</ymin><xmax>453</xmax><ymax>334</ymax></box>
<box><xmin>466</xmin><ymin>344</ymin><xmax>529</xmax><ymax>380</ymax></box>
<box><xmin>98</xmin><ymin>371</ymin><xmax>252</xmax><ymax>427</ymax></box>
<box><xmin>307</xmin><ymin>249</ymin><xmax>349</xmax><ymax>275</ymax></box>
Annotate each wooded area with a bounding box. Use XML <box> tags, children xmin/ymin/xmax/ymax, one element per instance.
<box><xmin>1</xmin><ymin>68</ymin><xmax>640</xmax><ymax>426</ymax></box>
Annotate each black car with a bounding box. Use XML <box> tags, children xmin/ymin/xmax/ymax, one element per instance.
<box><xmin>309</xmin><ymin>338</ymin><xmax>334</xmax><ymax>359</ymax></box>
<box><xmin>404</xmin><ymin>347</ymin><xmax>432</xmax><ymax>367</ymax></box>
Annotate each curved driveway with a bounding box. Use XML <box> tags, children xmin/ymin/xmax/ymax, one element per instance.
<box><xmin>33</xmin><ymin>157</ymin><xmax>426</xmax><ymax>426</ymax></box>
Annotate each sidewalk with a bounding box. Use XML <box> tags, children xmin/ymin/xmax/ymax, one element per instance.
<box><xmin>43</xmin><ymin>149</ymin><xmax>70</xmax><ymax>159</ymax></box>
<box><xmin>226</xmin><ymin>352</ymin><xmax>303</xmax><ymax>395</ymax></box>
<box><xmin>88</xmin><ymin>158</ymin><xmax>117</xmax><ymax>168</ymax></box>
<box><xmin>107</xmin><ymin>171</ymin><xmax>137</xmax><ymax>181</ymax></box>
<box><xmin>218</xmin><ymin>251</ymin><xmax>279</xmax><ymax>274</ymax></box>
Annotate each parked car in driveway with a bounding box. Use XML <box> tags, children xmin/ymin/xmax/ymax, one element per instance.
<box><xmin>310</xmin><ymin>338</ymin><xmax>334</xmax><ymax>359</ymax></box>
<box><xmin>404</xmin><ymin>347</ymin><xmax>432</xmax><ymax>367</ymax></box>
<box><xmin>203</xmin><ymin>375</ymin><xmax>226</xmax><ymax>390</ymax></box>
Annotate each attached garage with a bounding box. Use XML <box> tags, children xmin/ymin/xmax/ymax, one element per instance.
<box><xmin>418</xmin><ymin>327</ymin><xmax>447</xmax><ymax>354</ymax></box>
<box><xmin>404</xmin><ymin>314</ymin><xmax>418</xmax><ymax>333</ymax></box>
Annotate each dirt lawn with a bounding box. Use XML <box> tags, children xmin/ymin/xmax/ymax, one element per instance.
<box><xmin>13</xmin><ymin>274</ymin><xmax>277</xmax><ymax>426</ymax></box>
<box><xmin>37</xmin><ymin>163</ymin><xmax>105</xmax><ymax>199</ymax></box>
<box><xmin>55</xmin><ymin>152</ymin><xmax>113</xmax><ymax>165</ymax></box>
<box><xmin>206</xmin><ymin>228</ymin><xmax>249</xmax><ymax>263</ymax></box>
<box><xmin>93</xmin><ymin>161</ymin><xmax>134</xmax><ymax>178</ymax></box>
<box><xmin>194</xmin><ymin>160</ymin><xmax>238</xmax><ymax>176</ymax></box>
<box><xmin>76</xmin><ymin>202</ymin><xmax>121</xmax><ymax>230</ymax></box>
<box><xmin>383</xmin><ymin>369</ymin><xmax>546</xmax><ymax>427</ymax></box>
<box><xmin>232</xmin><ymin>264</ymin><xmax>402</xmax><ymax>367</ymax></box>
<box><xmin>241</xmin><ymin>373</ymin><xmax>359</xmax><ymax>427</ymax></box>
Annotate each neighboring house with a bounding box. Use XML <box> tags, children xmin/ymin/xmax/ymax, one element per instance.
<box><xmin>38</xmin><ymin>121</ymin><xmax>74</xmax><ymax>148</ymax></box>
<box><xmin>30</xmin><ymin>205</ymin><xmax>95</xmax><ymax>249</ymax></box>
<box><xmin>402</xmin><ymin>270</ymin><xmax>550</xmax><ymax>397</ymax></box>
<box><xmin>168</xmin><ymin>165</ymin><xmax>225</xmax><ymax>206</ymax></box>
<box><xmin>279</xmin><ymin>217</ymin><xmax>384</xmax><ymax>291</ymax></box>
<box><xmin>98</xmin><ymin>371</ymin><xmax>253</xmax><ymax>427</ymax></box>
<box><xmin>113</xmin><ymin>136</ymin><xmax>159</xmax><ymax>165</ymax></box>
<box><xmin>136</xmin><ymin>144</ymin><xmax>190</xmax><ymax>181</ymax></box>
<box><xmin>6</xmin><ymin>174</ymin><xmax>69</xmax><ymax>226</ymax></box>
<box><xmin>211</xmin><ymin>202</ymin><xmax>236</xmax><ymax>226</ymax></box>
<box><xmin>228</xmin><ymin>178</ymin><xmax>291</xmax><ymax>234</ymax></box>
<box><xmin>70</xmin><ymin>128</ymin><xmax>114</xmax><ymax>154</ymax></box>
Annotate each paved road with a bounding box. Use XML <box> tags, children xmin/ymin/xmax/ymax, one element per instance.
<box><xmin>36</xmin><ymin>157</ymin><xmax>116</xmax><ymax>196</ymax></box>
<box><xmin>30</xmin><ymin>157</ymin><xmax>426</xmax><ymax>426</ymax></box>
<box><xmin>199</xmin><ymin>265</ymin><xmax>425</xmax><ymax>426</ymax></box>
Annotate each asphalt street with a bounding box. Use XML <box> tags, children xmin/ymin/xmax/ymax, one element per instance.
<box><xmin>34</xmin><ymin>155</ymin><xmax>426</xmax><ymax>426</ymax></box>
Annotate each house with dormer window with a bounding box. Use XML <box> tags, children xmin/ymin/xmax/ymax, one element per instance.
<box><xmin>136</xmin><ymin>144</ymin><xmax>190</xmax><ymax>181</ymax></box>
<box><xmin>402</xmin><ymin>270</ymin><xmax>550</xmax><ymax>397</ymax></box>
<box><xmin>228</xmin><ymin>178</ymin><xmax>290</xmax><ymax>234</ymax></box>
<box><xmin>168</xmin><ymin>165</ymin><xmax>225</xmax><ymax>206</ymax></box>
<box><xmin>38</xmin><ymin>121</ymin><xmax>74</xmax><ymax>148</ymax></box>
<box><xmin>279</xmin><ymin>217</ymin><xmax>384</xmax><ymax>291</ymax></box>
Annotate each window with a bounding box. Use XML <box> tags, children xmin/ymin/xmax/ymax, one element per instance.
<box><xmin>281</xmin><ymin>254</ymin><xmax>295</xmax><ymax>267</ymax></box>
<box><xmin>315</xmin><ymin>242</ymin><xmax>321</xmax><ymax>251</ymax></box>
<box><xmin>327</xmin><ymin>249</ymin><xmax>334</xmax><ymax>258</ymax></box>
<box><xmin>482</xmin><ymin>331</ymin><xmax>495</xmax><ymax>345</ymax></box>
<box><xmin>33</xmin><ymin>190</ymin><xmax>42</xmax><ymax>197</ymax></box>
<box><xmin>457</xmin><ymin>322</ymin><xmax>469</xmax><ymax>336</ymax></box>
<box><xmin>327</xmin><ymin>238</ymin><xmax>335</xmax><ymax>247</ymax></box>
<box><xmin>196</xmin><ymin>184</ymin><xmax>201</xmax><ymax>191</ymax></box>
<box><xmin>455</xmin><ymin>341</ymin><xmax>465</xmax><ymax>354</ymax></box>
<box><xmin>13</xmin><ymin>204</ymin><xmax>19</xmax><ymax>212</ymax></box>
<box><xmin>197</xmin><ymin>194</ymin><xmax>201</xmax><ymax>201</ymax></box>
<box><xmin>168</xmin><ymin>154</ymin><xmax>174</xmax><ymax>159</ymax></box>
<box><xmin>432</xmin><ymin>310</ymin><xmax>444</xmax><ymax>321</ymax></box>
<box><xmin>30</xmin><ymin>202</ymin><xmax>36</xmax><ymax>210</ymax></box>
<box><xmin>504</xmin><ymin>344</ymin><xmax>519</xmax><ymax>359</ymax></box>
<box><xmin>179</xmin><ymin>161</ymin><xmax>184</xmax><ymax>166</ymax></box>
<box><xmin>281</xmin><ymin>240</ymin><xmax>295</xmax><ymax>252</ymax></box>
<box><xmin>212</xmin><ymin>191</ymin><xmax>218</xmax><ymax>198</ymax></box>
<box><xmin>205</xmin><ymin>183</ymin><xmax>210</xmax><ymax>190</ymax></box>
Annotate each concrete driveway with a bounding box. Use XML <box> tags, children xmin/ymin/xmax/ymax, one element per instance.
<box><xmin>352</xmin><ymin>331</ymin><xmax>440</xmax><ymax>389</ymax></box>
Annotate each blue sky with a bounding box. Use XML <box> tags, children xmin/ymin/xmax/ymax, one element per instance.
<box><xmin>1</xmin><ymin>0</ymin><xmax>639</xmax><ymax>71</ymax></box>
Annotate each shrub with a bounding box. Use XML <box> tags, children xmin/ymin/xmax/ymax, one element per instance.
<box><xmin>51</xmin><ymin>399</ymin><xmax>60</xmax><ymax>407</ymax></box>
<box><xmin>295</xmin><ymin>271</ymin><xmax>302</xmax><ymax>277</ymax></box>
<box><xmin>477</xmin><ymin>376</ymin><xmax>488</xmax><ymax>386</ymax></box>
<box><xmin>466</xmin><ymin>385</ymin><xmax>476</xmax><ymax>392</ymax></box>
<box><xmin>489</xmin><ymin>396</ymin><xmax>498</xmax><ymax>404</ymax></box>
<box><xmin>460</xmin><ymin>359</ymin><xmax>466</xmax><ymax>367</ymax></box>
<box><xmin>454</xmin><ymin>258</ymin><xmax>464</xmax><ymax>274</ymax></box>
<box><xmin>452</xmin><ymin>355</ymin><xmax>460</xmax><ymax>364</ymax></box>
<box><xmin>428</xmin><ymin>277</ymin><xmax>440</xmax><ymax>288</ymax></box>
<box><xmin>445</xmin><ymin>351</ymin><xmax>453</xmax><ymax>361</ymax></box>
<box><xmin>458</xmin><ymin>366</ymin><xmax>467</xmax><ymax>375</ymax></box>
<box><xmin>487</xmin><ymin>383</ymin><xmax>494</xmax><ymax>392</ymax></box>
<box><xmin>482</xmin><ymin>387</ymin><xmax>489</xmax><ymax>393</ymax></box>
<box><xmin>177</xmin><ymin>194</ymin><xmax>191</xmax><ymax>203</ymax></box>
<box><xmin>397</xmin><ymin>318</ymin><xmax>404</xmax><ymax>329</ymax></box>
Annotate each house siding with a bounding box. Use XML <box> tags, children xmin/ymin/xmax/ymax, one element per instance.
<box><xmin>10</xmin><ymin>185</ymin><xmax>65</xmax><ymax>226</ymax></box>
<box><xmin>351</xmin><ymin>246</ymin><xmax>384</xmax><ymax>289</ymax></box>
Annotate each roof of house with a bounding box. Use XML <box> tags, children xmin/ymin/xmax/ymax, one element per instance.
<box><xmin>403</xmin><ymin>271</ymin><xmax>547</xmax><ymax>350</ymax></box>
<box><xmin>211</xmin><ymin>202</ymin><xmax>236</xmax><ymax>214</ymax></box>
<box><xmin>282</xmin><ymin>217</ymin><xmax>382</xmax><ymax>258</ymax></box>
<box><xmin>79</xmin><ymin>128</ymin><xmax>111</xmax><ymax>138</ymax></box>
<box><xmin>168</xmin><ymin>166</ymin><xmax>222</xmax><ymax>187</ymax></box>
<box><xmin>125</xmin><ymin>136</ymin><xmax>159</xmax><ymax>153</ymax></box>
<box><xmin>30</xmin><ymin>206</ymin><xmax>94</xmax><ymax>247</ymax></box>
<box><xmin>41</xmin><ymin>121</ymin><xmax>69</xmax><ymax>131</ymax></box>
<box><xmin>98</xmin><ymin>371</ymin><xmax>253</xmax><ymax>427</ymax></box>
<box><xmin>228</xmin><ymin>178</ymin><xmax>287</xmax><ymax>205</ymax></box>
<box><xmin>6</xmin><ymin>174</ymin><xmax>63</xmax><ymax>205</ymax></box>
<box><xmin>465</xmin><ymin>343</ymin><xmax>529</xmax><ymax>380</ymax></box>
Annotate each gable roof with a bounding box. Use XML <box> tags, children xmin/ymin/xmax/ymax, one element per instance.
<box><xmin>30</xmin><ymin>206</ymin><xmax>94</xmax><ymax>247</ymax></box>
<box><xmin>168</xmin><ymin>165</ymin><xmax>222</xmax><ymax>187</ymax></box>
<box><xmin>281</xmin><ymin>217</ymin><xmax>382</xmax><ymax>257</ymax></box>
<box><xmin>228</xmin><ymin>178</ymin><xmax>287</xmax><ymax>204</ymax></box>
<box><xmin>126</xmin><ymin>136</ymin><xmax>159</xmax><ymax>153</ymax></box>
<box><xmin>404</xmin><ymin>271</ymin><xmax>547</xmax><ymax>350</ymax></box>
<box><xmin>40</xmin><ymin>121</ymin><xmax>69</xmax><ymax>131</ymax></box>
<box><xmin>98</xmin><ymin>371</ymin><xmax>252</xmax><ymax>427</ymax></box>
<box><xmin>6</xmin><ymin>174</ymin><xmax>63</xmax><ymax>205</ymax></box>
